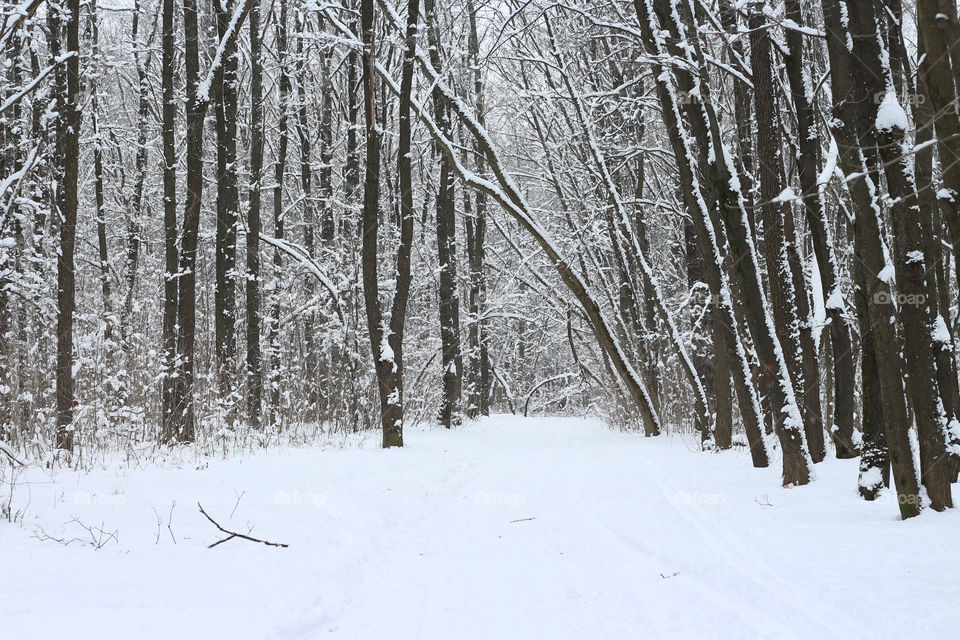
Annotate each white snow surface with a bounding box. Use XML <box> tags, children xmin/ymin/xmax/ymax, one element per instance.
<box><xmin>2</xmin><ymin>415</ymin><xmax>959</xmax><ymax>639</ymax></box>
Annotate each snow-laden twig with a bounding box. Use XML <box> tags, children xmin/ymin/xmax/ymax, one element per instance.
<box><xmin>0</xmin><ymin>442</ymin><xmax>25</xmax><ymax>467</ymax></box>
<box><xmin>257</xmin><ymin>232</ymin><xmax>345</xmax><ymax>323</ymax></box>
<box><xmin>195</xmin><ymin>0</ymin><xmax>254</xmax><ymax>105</ymax></box>
<box><xmin>0</xmin><ymin>0</ymin><xmax>45</xmax><ymax>52</ymax></box>
<box><xmin>0</xmin><ymin>57</ymin><xmax>71</xmax><ymax>116</ymax></box>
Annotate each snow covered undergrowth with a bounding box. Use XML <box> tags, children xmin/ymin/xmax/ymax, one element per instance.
<box><xmin>2</xmin><ymin>415</ymin><xmax>958</xmax><ymax>639</ymax></box>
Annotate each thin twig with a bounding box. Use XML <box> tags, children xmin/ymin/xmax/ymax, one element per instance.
<box><xmin>230</xmin><ymin>490</ymin><xmax>246</xmax><ymax>518</ymax></box>
<box><xmin>167</xmin><ymin>501</ymin><xmax>177</xmax><ymax>544</ymax></box>
<box><xmin>151</xmin><ymin>507</ymin><xmax>162</xmax><ymax>544</ymax></box>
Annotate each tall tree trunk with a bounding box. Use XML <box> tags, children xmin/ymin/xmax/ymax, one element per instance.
<box><xmin>160</xmin><ymin>0</ymin><xmax>178</xmax><ymax>443</ymax></box>
<box><xmin>912</xmin><ymin>26</ymin><xmax>960</xmax><ymax>482</ymax></box>
<box><xmin>246</xmin><ymin>0</ymin><xmax>264</xmax><ymax>428</ymax></box>
<box><xmin>172</xmin><ymin>0</ymin><xmax>206</xmax><ymax>443</ymax></box>
<box><xmin>269</xmin><ymin>0</ymin><xmax>291</xmax><ymax>426</ymax></box>
<box><xmin>214</xmin><ymin>0</ymin><xmax>240</xmax><ymax>412</ymax></box>
<box><xmin>173</xmin><ymin>0</ymin><xmax>251</xmax><ymax>441</ymax></box>
<box><xmin>463</xmin><ymin>0</ymin><xmax>490</xmax><ymax>419</ymax></box>
<box><xmin>671</xmin><ymin>0</ymin><xmax>812</xmax><ymax>483</ymax></box>
<box><xmin>359</xmin><ymin>0</ymin><xmax>416</xmax><ymax>447</ymax></box>
<box><xmin>386</xmin><ymin>0</ymin><xmax>419</xmax><ymax>445</ymax></box>
<box><xmin>914</xmin><ymin>0</ymin><xmax>960</xmax><ymax>480</ymax></box>
<box><xmin>51</xmin><ymin>0</ymin><xmax>81</xmax><ymax>453</ymax></box>
<box><xmin>424</xmin><ymin>0</ymin><xmax>463</xmax><ymax>428</ymax></box>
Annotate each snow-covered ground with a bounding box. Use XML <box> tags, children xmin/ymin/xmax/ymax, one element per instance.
<box><xmin>2</xmin><ymin>415</ymin><xmax>957</xmax><ymax>639</ymax></box>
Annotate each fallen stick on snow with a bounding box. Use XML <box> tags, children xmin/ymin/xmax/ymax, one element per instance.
<box><xmin>197</xmin><ymin>502</ymin><xmax>289</xmax><ymax>549</ymax></box>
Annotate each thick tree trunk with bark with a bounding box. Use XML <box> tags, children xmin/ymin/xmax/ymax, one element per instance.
<box><xmin>915</xmin><ymin>0</ymin><xmax>960</xmax><ymax>479</ymax></box>
<box><xmin>246</xmin><ymin>0</ymin><xmax>264</xmax><ymax>428</ymax></box>
<box><xmin>359</xmin><ymin>0</ymin><xmax>416</xmax><ymax>447</ymax></box>
<box><xmin>214</xmin><ymin>0</ymin><xmax>241</xmax><ymax>411</ymax></box>
<box><xmin>160</xmin><ymin>0</ymin><xmax>178</xmax><ymax>443</ymax></box>
<box><xmin>855</xmin><ymin>258</ymin><xmax>889</xmax><ymax>499</ymax></box>
<box><xmin>172</xmin><ymin>0</ymin><xmax>252</xmax><ymax>442</ymax></box>
<box><xmin>912</xmin><ymin>28</ymin><xmax>960</xmax><ymax>483</ymax></box>
<box><xmin>51</xmin><ymin>0</ymin><xmax>81</xmax><ymax>452</ymax></box>
<box><xmin>172</xmin><ymin>0</ymin><xmax>204</xmax><ymax>443</ymax></box>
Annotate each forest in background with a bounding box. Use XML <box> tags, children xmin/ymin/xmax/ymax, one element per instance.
<box><xmin>2</xmin><ymin>0</ymin><xmax>960</xmax><ymax>519</ymax></box>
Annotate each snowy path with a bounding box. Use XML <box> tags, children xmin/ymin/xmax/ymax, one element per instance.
<box><xmin>2</xmin><ymin>415</ymin><xmax>957</xmax><ymax>639</ymax></box>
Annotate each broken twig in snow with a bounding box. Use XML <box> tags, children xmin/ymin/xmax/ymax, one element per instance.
<box><xmin>197</xmin><ymin>502</ymin><xmax>289</xmax><ymax>549</ymax></box>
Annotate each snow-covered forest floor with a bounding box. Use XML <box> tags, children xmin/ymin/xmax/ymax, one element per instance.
<box><xmin>2</xmin><ymin>415</ymin><xmax>957</xmax><ymax>639</ymax></box>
